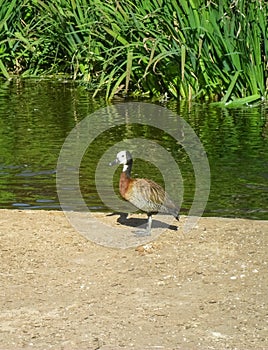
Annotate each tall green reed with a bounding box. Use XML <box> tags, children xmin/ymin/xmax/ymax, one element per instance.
<box><xmin>0</xmin><ymin>0</ymin><xmax>267</xmax><ymax>103</ymax></box>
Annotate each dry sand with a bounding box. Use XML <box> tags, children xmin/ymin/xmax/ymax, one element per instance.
<box><xmin>0</xmin><ymin>209</ymin><xmax>267</xmax><ymax>350</ymax></box>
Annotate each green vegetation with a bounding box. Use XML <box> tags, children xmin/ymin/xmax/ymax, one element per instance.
<box><xmin>0</xmin><ymin>0</ymin><xmax>267</xmax><ymax>103</ymax></box>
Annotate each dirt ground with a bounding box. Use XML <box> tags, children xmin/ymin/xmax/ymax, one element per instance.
<box><xmin>0</xmin><ymin>209</ymin><xmax>267</xmax><ymax>350</ymax></box>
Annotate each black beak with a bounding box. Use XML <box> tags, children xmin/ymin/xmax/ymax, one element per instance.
<box><xmin>109</xmin><ymin>158</ymin><xmax>119</xmax><ymax>166</ymax></box>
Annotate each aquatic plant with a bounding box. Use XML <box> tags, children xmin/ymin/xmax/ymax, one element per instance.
<box><xmin>0</xmin><ymin>0</ymin><xmax>267</xmax><ymax>103</ymax></box>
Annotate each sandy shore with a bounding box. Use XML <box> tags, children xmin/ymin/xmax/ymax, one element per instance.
<box><xmin>0</xmin><ymin>209</ymin><xmax>267</xmax><ymax>349</ymax></box>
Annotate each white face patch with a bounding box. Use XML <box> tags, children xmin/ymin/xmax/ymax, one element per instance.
<box><xmin>117</xmin><ymin>150</ymin><xmax>127</xmax><ymax>165</ymax></box>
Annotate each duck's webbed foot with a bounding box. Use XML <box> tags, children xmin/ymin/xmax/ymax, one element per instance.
<box><xmin>134</xmin><ymin>229</ymin><xmax>151</xmax><ymax>237</ymax></box>
<box><xmin>133</xmin><ymin>214</ymin><xmax>152</xmax><ymax>237</ymax></box>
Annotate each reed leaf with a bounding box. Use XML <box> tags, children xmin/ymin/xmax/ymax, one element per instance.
<box><xmin>0</xmin><ymin>58</ymin><xmax>10</xmax><ymax>79</ymax></box>
<box><xmin>125</xmin><ymin>49</ymin><xmax>133</xmax><ymax>94</ymax></box>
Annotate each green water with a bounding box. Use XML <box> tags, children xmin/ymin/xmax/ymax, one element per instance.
<box><xmin>0</xmin><ymin>79</ymin><xmax>267</xmax><ymax>219</ymax></box>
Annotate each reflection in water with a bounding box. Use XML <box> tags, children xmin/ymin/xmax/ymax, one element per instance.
<box><xmin>0</xmin><ymin>79</ymin><xmax>267</xmax><ymax>219</ymax></box>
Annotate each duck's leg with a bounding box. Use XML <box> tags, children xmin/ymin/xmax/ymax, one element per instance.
<box><xmin>134</xmin><ymin>213</ymin><xmax>152</xmax><ymax>236</ymax></box>
<box><xmin>146</xmin><ymin>214</ymin><xmax>152</xmax><ymax>234</ymax></box>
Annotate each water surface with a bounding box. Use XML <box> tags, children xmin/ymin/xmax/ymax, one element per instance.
<box><xmin>0</xmin><ymin>79</ymin><xmax>267</xmax><ymax>219</ymax></box>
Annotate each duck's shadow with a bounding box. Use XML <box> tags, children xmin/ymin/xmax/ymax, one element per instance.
<box><xmin>107</xmin><ymin>212</ymin><xmax>178</xmax><ymax>231</ymax></box>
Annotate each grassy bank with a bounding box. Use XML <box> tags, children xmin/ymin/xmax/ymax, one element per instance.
<box><xmin>0</xmin><ymin>0</ymin><xmax>267</xmax><ymax>103</ymax></box>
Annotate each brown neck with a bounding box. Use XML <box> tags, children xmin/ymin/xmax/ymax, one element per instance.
<box><xmin>119</xmin><ymin>171</ymin><xmax>130</xmax><ymax>198</ymax></box>
<box><xmin>119</xmin><ymin>161</ymin><xmax>132</xmax><ymax>198</ymax></box>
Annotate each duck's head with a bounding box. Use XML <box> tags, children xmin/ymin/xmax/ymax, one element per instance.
<box><xmin>109</xmin><ymin>150</ymin><xmax>133</xmax><ymax>170</ymax></box>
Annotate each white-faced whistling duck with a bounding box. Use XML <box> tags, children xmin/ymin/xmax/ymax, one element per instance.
<box><xmin>109</xmin><ymin>150</ymin><xmax>179</xmax><ymax>236</ymax></box>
